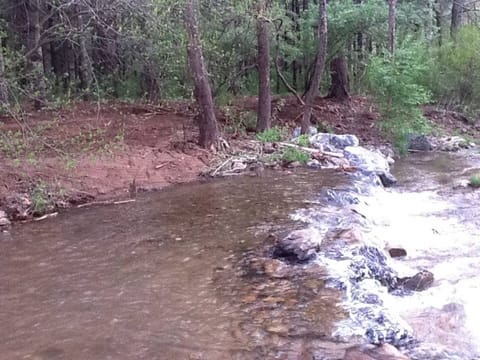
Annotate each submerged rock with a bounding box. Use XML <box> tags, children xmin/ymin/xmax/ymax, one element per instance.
<box><xmin>273</xmin><ymin>228</ymin><xmax>322</xmax><ymax>263</ymax></box>
<box><xmin>344</xmin><ymin>344</ymin><xmax>410</xmax><ymax>360</ymax></box>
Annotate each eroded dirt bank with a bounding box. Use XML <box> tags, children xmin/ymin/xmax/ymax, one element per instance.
<box><xmin>0</xmin><ymin>96</ymin><xmax>478</xmax><ymax>223</ymax></box>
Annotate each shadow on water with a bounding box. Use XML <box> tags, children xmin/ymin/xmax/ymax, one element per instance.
<box><xmin>0</xmin><ymin>169</ymin><xmax>350</xmax><ymax>360</ymax></box>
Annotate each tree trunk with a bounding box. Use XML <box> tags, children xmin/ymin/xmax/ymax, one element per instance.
<box><xmin>77</xmin><ymin>6</ymin><xmax>94</xmax><ymax>99</ymax></box>
<box><xmin>301</xmin><ymin>0</ymin><xmax>327</xmax><ymax>133</ymax></box>
<box><xmin>327</xmin><ymin>55</ymin><xmax>350</xmax><ymax>101</ymax></box>
<box><xmin>388</xmin><ymin>0</ymin><xmax>397</xmax><ymax>54</ymax></box>
<box><xmin>27</xmin><ymin>0</ymin><xmax>47</xmax><ymax>109</ymax></box>
<box><xmin>185</xmin><ymin>0</ymin><xmax>219</xmax><ymax>149</ymax></box>
<box><xmin>256</xmin><ymin>0</ymin><xmax>272</xmax><ymax>132</ymax></box>
<box><xmin>451</xmin><ymin>0</ymin><xmax>465</xmax><ymax>37</ymax></box>
<box><xmin>0</xmin><ymin>44</ymin><xmax>9</xmax><ymax>105</ymax></box>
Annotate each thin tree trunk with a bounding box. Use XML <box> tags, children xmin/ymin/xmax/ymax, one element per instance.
<box><xmin>451</xmin><ymin>0</ymin><xmax>465</xmax><ymax>37</ymax></box>
<box><xmin>388</xmin><ymin>0</ymin><xmax>397</xmax><ymax>54</ymax></box>
<box><xmin>27</xmin><ymin>0</ymin><xmax>47</xmax><ymax>109</ymax></box>
<box><xmin>0</xmin><ymin>45</ymin><xmax>9</xmax><ymax>105</ymax></box>
<box><xmin>301</xmin><ymin>0</ymin><xmax>327</xmax><ymax>133</ymax></box>
<box><xmin>77</xmin><ymin>6</ymin><xmax>94</xmax><ymax>99</ymax></box>
<box><xmin>185</xmin><ymin>0</ymin><xmax>219</xmax><ymax>149</ymax></box>
<box><xmin>256</xmin><ymin>0</ymin><xmax>272</xmax><ymax>132</ymax></box>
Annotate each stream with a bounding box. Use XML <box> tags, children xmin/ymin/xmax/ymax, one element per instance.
<box><xmin>1</xmin><ymin>151</ymin><xmax>480</xmax><ymax>359</ymax></box>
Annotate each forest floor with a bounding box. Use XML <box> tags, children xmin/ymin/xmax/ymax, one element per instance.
<box><xmin>0</xmin><ymin>95</ymin><xmax>479</xmax><ymax>222</ymax></box>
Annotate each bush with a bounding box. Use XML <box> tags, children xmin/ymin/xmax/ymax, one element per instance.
<box><xmin>429</xmin><ymin>26</ymin><xmax>480</xmax><ymax>117</ymax></box>
<box><xmin>256</xmin><ymin>127</ymin><xmax>287</xmax><ymax>143</ymax></box>
<box><xmin>470</xmin><ymin>174</ymin><xmax>480</xmax><ymax>188</ymax></box>
<box><xmin>282</xmin><ymin>147</ymin><xmax>310</xmax><ymax>164</ymax></box>
<box><xmin>367</xmin><ymin>40</ymin><xmax>431</xmax><ymax>152</ymax></box>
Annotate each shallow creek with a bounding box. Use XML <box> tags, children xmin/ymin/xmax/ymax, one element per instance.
<box><xmin>1</xmin><ymin>151</ymin><xmax>480</xmax><ymax>359</ymax></box>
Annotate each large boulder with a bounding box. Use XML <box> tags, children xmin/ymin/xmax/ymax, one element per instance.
<box><xmin>343</xmin><ymin>146</ymin><xmax>397</xmax><ymax>187</ymax></box>
<box><xmin>398</xmin><ymin>270</ymin><xmax>434</xmax><ymax>291</ymax></box>
<box><xmin>310</xmin><ymin>133</ymin><xmax>360</xmax><ymax>152</ymax></box>
<box><xmin>407</xmin><ymin>134</ymin><xmax>433</xmax><ymax>152</ymax></box>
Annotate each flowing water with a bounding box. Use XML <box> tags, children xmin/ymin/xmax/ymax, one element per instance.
<box><xmin>1</xmin><ymin>151</ymin><xmax>480</xmax><ymax>359</ymax></box>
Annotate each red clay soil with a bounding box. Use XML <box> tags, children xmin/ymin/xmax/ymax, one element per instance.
<box><xmin>0</xmin><ymin>96</ymin><xmax>478</xmax><ymax>220</ymax></box>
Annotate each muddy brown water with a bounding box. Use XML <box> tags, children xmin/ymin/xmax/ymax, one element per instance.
<box><xmin>2</xmin><ymin>150</ymin><xmax>480</xmax><ymax>360</ymax></box>
<box><xmin>0</xmin><ymin>170</ymin><xmax>350</xmax><ymax>360</ymax></box>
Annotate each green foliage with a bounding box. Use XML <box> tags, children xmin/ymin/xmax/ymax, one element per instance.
<box><xmin>367</xmin><ymin>40</ymin><xmax>432</xmax><ymax>152</ymax></box>
<box><xmin>281</xmin><ymin>147</ymin><xmax>310</xmax><ymax>164</ymax></box>
<box><xmin>30</xmin><ymin>182</ymin><xmax>55</xmax><ymax>215</ymax></box>
<box><xmin>469</xmin><ymin>174</ymin><xmax>480</xmax><ymax>188</ymax></box>
<box><xmin>255</xmin><ymin>127</ymin><xmax>286</xmax><ymax>143</ymax></box>
<box><xmin>429</xmin><ymin>26</ymin><xmax>480</xmax><ymax>117</ymax></box>
<box><xmin>296</xmin><ymin>134</ymin><xmax>310</xmax><ymax>147</ymax></box>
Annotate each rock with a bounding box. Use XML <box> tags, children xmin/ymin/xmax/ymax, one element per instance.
<box><xmin>343</xmin><ymin>146</ymin><xmax>397</xmax><ymax>187</ymax></box>
<box><xmin>306</xmin><ymin>159</ymin><xmax>322</xmax><ymax>168</ymax></box>
<box><xmin>398</xmin><ymin>270</ymin><xmax>434</xmax><ymax>291</ymax></box>
<box><xmin>452</xmin><ymin>179</ymin><xmax>470</xmax><ymax>189</ymax></box>
<box><xmin>309</xmin><ymin>133</ymin><xmax>359</xmax><ymax>152</ymax></box>
<box><xmin>0</xmin><ymin>210</ymin><xmax>11</xmax><ymax>226</ymax></box>
<box><xmin>292</xmin><ymin>126</ymin><xmax>318</xmax><ymax>139</ymax></box>
<box><xmin>351</xmin><ymin>246</ymin><xmax>398</xmax><ymax>290</ymax></box>
<box><xmin>388</xmin><ymin>248</ymin><xmax>407</xmax><ymax>258</ymax></box>
<box><xmin>344</xmin><ymin>344</ymin><xmax>409</xmax><ymax>360</ymax></box>
<box><xmin>273</xmin><ymin>228</ymin><xmax>321</xmax><ymax>263</ymax></box>
<box><xmin>378</xmin><ymin>172</ymin><xmax>397</xmax><ymax>187</ymax></box>
<box><xmin>1</xmin><ymin>194</ymin><xmax>32</xmax><ymax>221</ymax></box>
<box><xmin>407</xmin><ymin>134</ymin><xmax>433</xmax><ymax>151</ymax></box>
<box><xmin>433</xmin><ymin>136</ymin><xmax>473</xmax><ymax>152</ymax></box>
<box><xmin>263</xmin><ymin>259</ymin><xmax>292</xmax><ymax>279</ymax></box>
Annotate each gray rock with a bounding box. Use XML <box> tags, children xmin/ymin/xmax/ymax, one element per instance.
<box><xmin>407</xmin><ymin>134</ymin><xmax>433</xmax><ymax>151</ymax></box>
<box><xmin>310</xmin><ymin>133</ymin><xmax>359</xmax><ymax>152</ymax></box>
<box><xmin>273</xmin><ymin>228</ymin><xmax>322</xmax><ymax>263</ymax></box>
<box><xmin>344</xmin><ymin>344</ymin><xmax>410</xmax><ymax>360</ymax></box>
<box><xmin>344</xmin><ymin>146</ymin><xmax>397</xmax><ymax>187</ymax></box>
<box><xmin>398</xmin><ymin>270</ymin><xmax>434</xmax><ymax>291</ymax></box>
<box><xmin>0</xmin><ymin>210</ymin><xmax>10</xmax><ymax>226</ymax></box>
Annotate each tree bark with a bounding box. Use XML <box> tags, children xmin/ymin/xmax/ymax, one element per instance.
<box><xmin>27</xmin><ymin>0</ymin><xmax>47</xmax><ymax>109</ymax></box>
<box><xmin>256</xmin><ymin>0</ymin><xmax>272</xmax><ymax>132</ymax></box>
<box><xmin>301</xmin><ymin>0</ymin><xmax>327</xmax><ymax>133</ymax></box>
<box><xmin>327</xmin><ymin>55</ymin><xmax>350</xmax><ymax>101</ymax></box>
<box><xmin>77</xmin><ymin>5</ymin><xmax>94</xmax><ymax>99</ymax></box>
<box><xmin>388</xmin><ymin>0</ymin><xmax>397</xmax><ymax>54</ymax></box>
<box><xmin>0</xmin><ymin>44</ymin><xmax>9</xmax><ymax>105</ymax></box>
<box><xmin>185</xmin><ymin>0</ymin><xmax>219</xmax><ymax>149</ymax></box>
<box><xmin>451</xmin><ymin>0</ymin><xmax>465</xmax><ymax>37</ymax></box>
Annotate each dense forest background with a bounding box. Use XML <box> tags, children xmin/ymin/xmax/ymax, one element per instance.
<box><xmin>0</xmin><ymin>0</ymin><xmax>479</xmax><ymax>148</ymax></box>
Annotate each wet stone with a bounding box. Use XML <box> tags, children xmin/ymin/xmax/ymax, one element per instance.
<box><xmin>344</xmin><ymin>344</ymin><xmax>410</xmax><ymax>360</ymax></box>
<box><xmin>398</xmin><ymin>270</ymin><xmax>434</xmax><ymax>292</ymax></box>
<box><xmin>388</xmin><ymin>248</ymin><xmax>407</xmax><ymax>258</ymax></box>
<box><xmin>273</xmin><ymin>228</ymin><xmax>321</xmax><ymax>264</ymax></box>
<box><xmin>0</xmin><ymin>210</ymin><xmax>10</xmax><ymax>227</ymax></box>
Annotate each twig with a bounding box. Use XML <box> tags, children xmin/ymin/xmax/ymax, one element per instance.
<box><xmin>34</xmin><ymin>212</ymin><xmax>58</xmax><ymax>221</ymax></box>
<box><xmin>77</xmin><ymin>199</ymin><xmax>136</xmax><ymax>208</ymax></box>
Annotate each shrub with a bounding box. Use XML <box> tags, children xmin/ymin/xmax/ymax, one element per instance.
<box><xmin>282</xmin><ymin>147</ymin><xmax>310</xmax><ymax>164</ymax></box>
<box><xmin>256</xmin><ymin>127</ymin><xmax>287</xmax><ymax>143</ymax></box>
<box><xmin>469</xmin><ymin>174</ymin><xmax>480</xmax><ymax>188</ymax></box>
<box><xmin>367</xmin><ymin>40</ymin><xmax>431</xmax><ymax>152</ymax></box>
<box><xmin>296</xmin><ymin>134</ymin><xmax>310</xmax><ymax>147</ymax></box>
<box><xmin>429</xmin><ymin>26</ymin><xmax>480</xmax><ymax>117</ymax></box>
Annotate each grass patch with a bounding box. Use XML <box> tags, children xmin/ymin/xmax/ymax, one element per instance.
<box><xmin>282</xmin><ymin>147</ymin><xmax>310</xmax><ymax>164</ymax></box>
<box><xmin>296</xmin><ymin>134</ymin><xmax>310</xmax><ymax>147</ymax></box>
<box><xmin>256</xmin><ymin>127</ymin><xmax>286</xmax><ymax>143</ymax></box>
